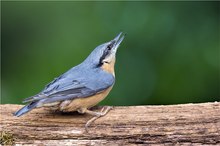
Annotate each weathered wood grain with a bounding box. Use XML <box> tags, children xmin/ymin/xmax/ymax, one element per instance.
<box><xmin>0</xmin><ymin>102</ymin><xmax>219</xmax><ymax>145</ymax></box>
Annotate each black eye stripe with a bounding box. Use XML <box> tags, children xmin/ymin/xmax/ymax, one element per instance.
<box><xmin>107</xmin><ymin>44</ymin><xmax>113</xmax><ymax>50</ymax></box>
<box><xmin>98</xmin><ymin>49</ymin><xmax>109</xmax><ymax>67</ymax></box>
<box><xmin>102</xmin><ymin>49</ymin><xmax>109</xmax><ymax>59</ymax></box>
<box><xmin>97</xmin><ymin>41</ymin><xmax>115</xmax><ymax>67</ymax></box>
<box><xmin>107</xmin><ymin>45</ymin><xmax>111</xmax><ymax>50</ymax></box>
<box><xmin>107</xmin><ymin>41</ymin><xmax>115</xmax><ymax>50</ymax></box>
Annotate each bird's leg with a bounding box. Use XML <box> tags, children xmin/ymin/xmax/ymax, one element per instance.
<box><xmin>83</xmin><ymin>106</ymin><xmax>113</xmax><ymax>132</ymax></box>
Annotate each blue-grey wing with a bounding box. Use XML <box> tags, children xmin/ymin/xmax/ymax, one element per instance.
<box><xmin>23</xmin><ymin>69</ymin><xmax>115</xmax><ymax>104</ymax></box>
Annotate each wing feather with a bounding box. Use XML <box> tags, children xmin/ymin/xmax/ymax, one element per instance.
<box><xmin>22</xmin><ymin>69</ymin><xmax>115</xmax><ymax>105</ymax></box>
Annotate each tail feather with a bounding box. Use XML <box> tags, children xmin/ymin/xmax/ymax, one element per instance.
<box><xmin>14</xmin><ymin>102</ymin><xmax>38</xmax><ymax>117</ymax></box>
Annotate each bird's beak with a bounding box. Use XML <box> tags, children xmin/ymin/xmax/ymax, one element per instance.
<box><xmin>112</xmin><ymin>32</ymin><xmax>125</xmax><ymax>52</ymax></box>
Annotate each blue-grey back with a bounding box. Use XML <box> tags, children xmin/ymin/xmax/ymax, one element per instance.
<box><xmin>42</xmin><ymin>64</ymin><xmax>115</xmax><ymax>98</ymax></box>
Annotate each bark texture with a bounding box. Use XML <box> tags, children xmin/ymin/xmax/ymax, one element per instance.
<box><xmin>0</xmin><ymin>102</ymin><xmax>220</xmax><ymax>145</ymax></box>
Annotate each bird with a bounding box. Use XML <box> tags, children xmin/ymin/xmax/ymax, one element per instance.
<box><xmin>14</xmin><ymin>32</ymin><xmax>125</xmax><ymax>131</ymax></box>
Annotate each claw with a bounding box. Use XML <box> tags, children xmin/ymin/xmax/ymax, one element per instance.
<box><xmin>84</xmin><ymin>106</ymin><xmax>113</xmax><ymax>133</ymax></box>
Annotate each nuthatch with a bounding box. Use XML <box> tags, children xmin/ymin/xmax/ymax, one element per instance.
<box><xmin>14</xmin><ymin>32</ymin><xmax>124</xmax><ymax>131</ymax></box>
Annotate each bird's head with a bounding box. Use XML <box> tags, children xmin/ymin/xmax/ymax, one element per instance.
<box><xmin>83</xmin><ymin>32</ymin><xmax>125</xmax><ymax>71</ymax></box>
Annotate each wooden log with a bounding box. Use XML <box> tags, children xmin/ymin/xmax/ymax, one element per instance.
<box><xmin>0</xmin><ymin>102</ymin><xmax>220</xmax><ymax>145</ymax></box>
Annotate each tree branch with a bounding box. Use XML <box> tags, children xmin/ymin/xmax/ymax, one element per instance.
<box><xmin>0</xmin><ymin>102</ymin><xmax>219</xmax><ymax>145</ymax></box>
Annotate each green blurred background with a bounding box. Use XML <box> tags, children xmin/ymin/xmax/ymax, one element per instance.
<box><xmin>2</xmin><ymin>2</ymin><xmax>220</xmax><ymax>105</ymax></box>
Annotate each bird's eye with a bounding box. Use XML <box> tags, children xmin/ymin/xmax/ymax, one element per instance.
<box><xmin>106</xmin><ymin>41</ymin><xmax>115</xmax><ymax>51</ymax></box>
<box><xmin>107</xmin><ymin>46</ymin><xmax>111</xmax><ymax>51</ymax></box>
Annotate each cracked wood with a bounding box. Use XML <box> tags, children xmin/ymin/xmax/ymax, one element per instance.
<box><xmin>0</xmin><ymin>102</ymin><xmax>220</xmax><ymax>145</ymax></box>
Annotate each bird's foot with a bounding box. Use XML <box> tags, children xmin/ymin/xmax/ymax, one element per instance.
<box><xmin>85</xmin><ymin>106</ymin><xmax>113</xmax><ymax>133</ymax></box>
